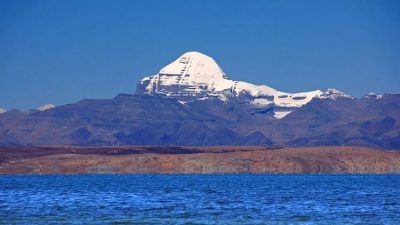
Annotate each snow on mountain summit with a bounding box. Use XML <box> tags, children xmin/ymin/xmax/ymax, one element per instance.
<box><xmin>0</xmin><ymin>108</ymin><xmax>6</xmax><ymax>114</ymax></box>
<box><xmin>139</xmin><ymin>51</ymin><xmax>231</xmax><ymax>94</ymax></box>
<box><xmin>158</xmin><ymin>51</ymin><xmax>228</xmax><ymax>88</ymax></box>
<box><xmin>136</xmin><ymin>51</ymin><xmax>347</xmax><ymax>118</ymax></box>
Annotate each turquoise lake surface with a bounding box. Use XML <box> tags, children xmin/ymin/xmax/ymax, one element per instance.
<box><xmin>0</xmin><ymin>174</ymin><xmax>399</xmax><ymax>224</ymax></box>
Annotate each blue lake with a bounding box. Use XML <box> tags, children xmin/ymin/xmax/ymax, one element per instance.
<box><xmin>0</xmin><ymin>175</ymin><xmax>399</xmax><ymax>224</ymax></box>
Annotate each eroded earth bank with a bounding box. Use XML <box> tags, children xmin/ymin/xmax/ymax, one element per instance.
<box><xmin>1</xmin><ymin>146</ymin><xmax>400</xmax><ymax>174</ymax></box>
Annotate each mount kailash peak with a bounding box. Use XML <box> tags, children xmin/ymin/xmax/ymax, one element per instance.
<box><xmin>136</xmin><ymin>51</ymin><xmax>350</xmax><ymax>118</ymax></box>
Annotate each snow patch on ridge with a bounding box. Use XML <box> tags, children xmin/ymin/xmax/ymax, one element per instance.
<box><xmin>363</xmin><ymin>93</ymin><xmax>383</xmax><ymax>99</ymax></box>
<box><xmin>37</xmin><ymin>104</ymin><xmax>55</xmax><ymax>111</ymax></box>
<box><xmin>319</xmin><ymin>89</ymin><xmax>353</xmax><ymax>100</ymax></box>
<box><xmin>0</xmin><ymin>108</ymin><xmax>6</xmax><ymax>114</ymax></box>
<box><xmin>273</xmin><ymin>110</ymin><xmax>292</xmax><ymax>119</ymax></box>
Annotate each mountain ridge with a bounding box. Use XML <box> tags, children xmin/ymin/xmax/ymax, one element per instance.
<box><xmin>0</xmin><ymin>92</ymin><xmax>399</xmax><ymax>149</ymax></box>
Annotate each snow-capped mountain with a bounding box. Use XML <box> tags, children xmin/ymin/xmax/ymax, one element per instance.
<box><xmin>0</xmin><ymin>108</ymin><xmax>6</xmax><ymax>114</ymax></box>
<box><xmin>36</xmin><ymin>104</ymin><xmax>55</xmax><ymax>111</ymax></box>
<box><xmin>136</xmin><ymin>51</ymin><xmax>350</xmax><ymax>118</ymax></box>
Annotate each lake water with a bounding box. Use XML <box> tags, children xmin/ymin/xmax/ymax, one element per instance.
<box><xmin>0</xmin><ymin>175</ymin><xmax>399</xmax><ymax>224</ymax></box>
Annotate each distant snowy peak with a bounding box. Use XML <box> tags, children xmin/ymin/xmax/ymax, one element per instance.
<box><xmin>136</xmin><ymin>51</ymin><xmax>349</xmax><ymax>118</ymax></box>
<box><xmin>0</xmin><ymin>108</ymin><xmax>6</xmax><ymax>114</ymax></box>
<box><xmin>37</xmin><ymin>104</ymin><xmax>55</xmax><ymax>111</ymax></box>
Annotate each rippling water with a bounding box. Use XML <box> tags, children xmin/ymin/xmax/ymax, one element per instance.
<box><xmin>0</xmin><ymin>175</ymin><xmax>399</xmax><ymax>224</ymax></box>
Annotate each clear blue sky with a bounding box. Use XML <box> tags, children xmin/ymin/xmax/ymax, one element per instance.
<box><xmin>1</xmin><ymin>0</ymin><xmax>399</xmax><ymax>110</ymax></box>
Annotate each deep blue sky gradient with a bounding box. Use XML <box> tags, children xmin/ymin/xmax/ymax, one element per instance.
<box><xmin>1</xmin><ymin>0</ymin><xmax>399</xmax><ymax>109</ymax></box>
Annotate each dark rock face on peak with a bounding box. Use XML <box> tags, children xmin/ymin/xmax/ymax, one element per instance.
<box><xmin>0</xmin><ymin>93</ymin><xmax>399</xmax><ymax>149</ymax></box>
